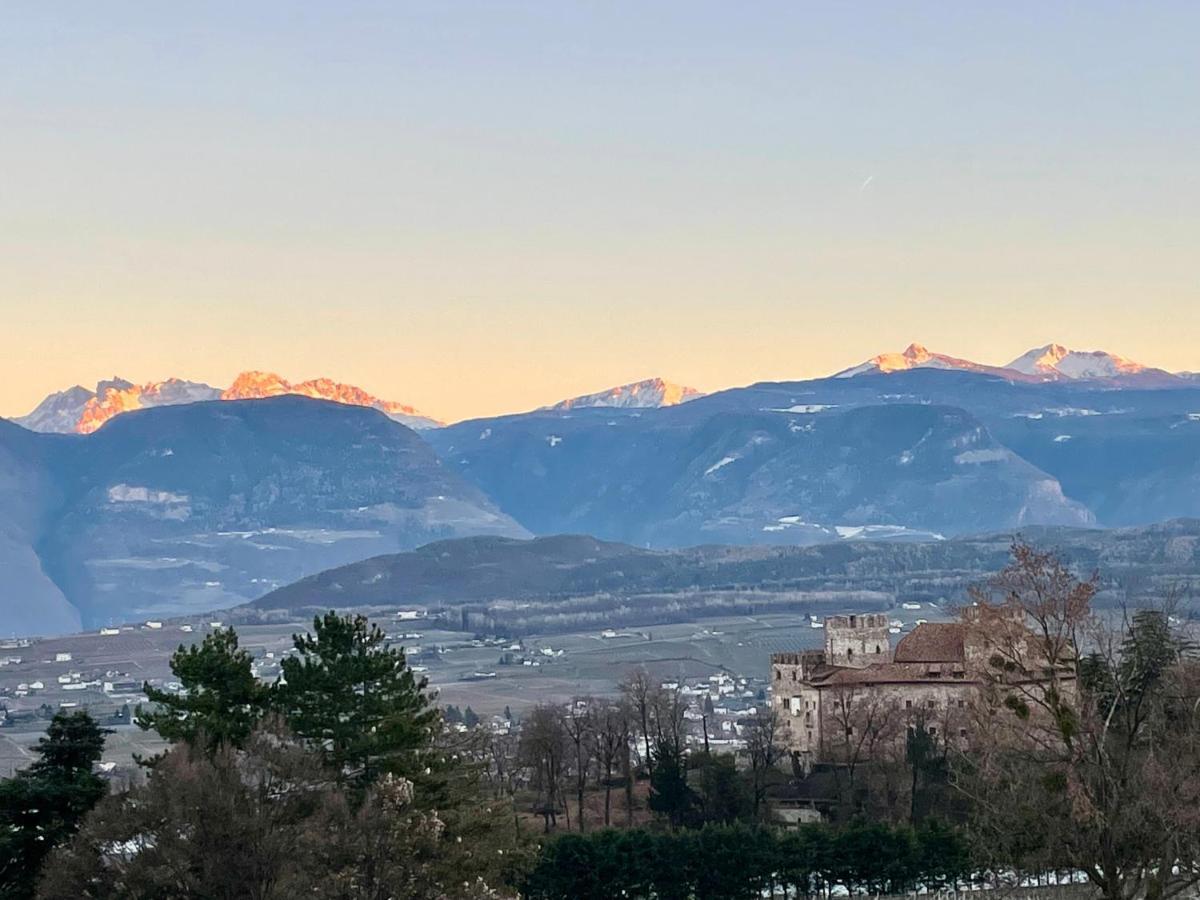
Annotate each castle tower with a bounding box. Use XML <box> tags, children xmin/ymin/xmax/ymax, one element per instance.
<box><xmin>824</xmin><ymin>613</ymin><xmax>892</xmax><ymax>668</ymax></box>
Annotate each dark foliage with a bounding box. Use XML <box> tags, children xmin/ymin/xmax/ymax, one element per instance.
<box><xmin>0</xmin><ymin>712</ymin><xmax>108</xmax><ymax>900</ymax></box>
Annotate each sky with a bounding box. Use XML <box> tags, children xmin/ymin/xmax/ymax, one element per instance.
<box><xmin>2</xmin><ymin>2</ymin><xmax>1199</xmax><ymax>423</ymax></box>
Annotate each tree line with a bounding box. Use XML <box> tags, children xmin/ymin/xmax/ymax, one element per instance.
<box><xmin>521</xmin><ymin>819</ymin><xmax>971</xmax><ymax>900</ymax></box>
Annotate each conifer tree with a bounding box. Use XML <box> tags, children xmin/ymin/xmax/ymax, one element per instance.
<box><xmin>136</xmin><ymin>628</ymin><xmax>269</xmax><ymax>752</ymax></box>
<box><xmin>0</xmin><ymin>711</ymin><xmax>108</xmax><ymax>899</ymax></box>
<box><xmin>275</xmin><ymin>612</ymin><xmax>440</xmax><ymax>788</ymax></box>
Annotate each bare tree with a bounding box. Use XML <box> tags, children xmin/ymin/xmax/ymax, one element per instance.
<box><xmin>595</xmin><ymin>700</ymin><xmax>633</xmax><ymax>827</ymax></box>
<box><xmin>518</xmin><ymin>704</ymin><xmax>569</xmax><ymax>833</ymax></box>
<box><xmin>563</xmin><ymin>699</ymin><xmax>595</xmax><ymax>832</ymax></box>
<box><xmin>741</xmin><ymin>709</ymin><xmax>786</xmax><ymax>821</ymax></box>
<box><xmin>481</xmin><ymin>729</ymin><xmax>523</xmax><ymax>839</ymax></box>
<box><xmin>652</xmin><ymin>681</ymin><xmax>689</xmax><ymax>753</ymax></box>
<box><xmin>620</xmin><ymin>668</ymin><xmax>657</xmax><ymax>776</ymax></box>
<box><xmin>822</xmin><ymin>682</ymin><xmax>902</xmax><ymax>814</ymax></box>
<box><xmin>958</xmin><ymin>542</ymin><xmax>1200</xmax><ymax>900</ymax></box>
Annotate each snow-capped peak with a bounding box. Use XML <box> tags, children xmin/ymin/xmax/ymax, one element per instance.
<box><xmin>547</xmin><ymin>377</ymin><xmax>704</xmax><ymax>411</ymax></box>
<box><xmin>222</xmin><ymin>371</ymin><xmax>442</xmax><ymax>429</ymax></box>
<box><xmin>835</xmin><ymin>343</ymin><xmax>1019</xmax><ymax>380</ymax></box>
<box><xmin>76</xmin><ymin>377</ymin><xmax>223</xmax><ymax>434</ymax></box>
<box><xmin>1005</xmin><ymin>344</ymin><xmax>1150</xmax><ymax>380</ymax></box>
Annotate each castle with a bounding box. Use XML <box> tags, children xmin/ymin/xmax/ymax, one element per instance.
<box><xmin>770</xmin><ymin>613</ymin><xmax>983</xmax><ymax>762</ymax></box>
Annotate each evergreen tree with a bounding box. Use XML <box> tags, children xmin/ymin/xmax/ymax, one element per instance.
<box><xmin>648</xmin><ymin>739</ymin><xmax>695</xmax><ymax>828</ymax></box>
<box><xmin>463</xmin><ymin>706</ymin><xmax>480</xmax><ymax>729</ymax></box>
<box><xmin>0</xmin><ymin>711</ymin><xmax>108</xmax><ymax>899</ymax></box>
<box><xmin>275</xmin><ymin>612</ymin><xmax>440</xmax><ymax>788</ymax></box>
<box><xmin>136</xmin><ymin>628</ymin><xmax>269</xmax><ymax>753</ymax></box>
<box><xmin>694</xmin><ymin>752</ymin><xmax>751</xmax><ymax>824</ymax></box>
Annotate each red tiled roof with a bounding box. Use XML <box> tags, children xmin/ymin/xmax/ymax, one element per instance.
<box><xmin>893</xmin><ymin>623</ymin><xmax>966</xmax><ymax>663</ymax></box>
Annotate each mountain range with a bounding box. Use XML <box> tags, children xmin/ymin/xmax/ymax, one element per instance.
<box><xmin>4</xmin><ymin>341</ymin><xmax>1200</xmax><ymax>636</ymax></box>
<box><xmin>9</xmin><ymin>344</ymin><xmax>1194</xmax><ymax>438</ymax></box>
<box><xmin>12</xmin><ymin>373</ymin><xmax>705</xmax><ymax>436</ymax></box>
<box><xmin>14</xmin><ymin>372</ymin><xmax>443</xmax><ymax>434</ymax></box>
<box><xmin>836</xmin><ymin>342</ymin><xmax>1182</xmax><ymax>385</ymax></box>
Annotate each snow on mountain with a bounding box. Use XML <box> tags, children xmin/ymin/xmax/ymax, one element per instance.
<box><xmin>13</xmin><ymin>385</ymin><xmax>96</xmax><ymax>433</ymax></box>
<box><xmin>221</xmin><ymin>371</ymin><xmax>442</xmax><ymax>429</ymax></box>
<box><xmin>14</xmin><ymin>377</ymin><xmax>221</xmax><ymax>434</ymax></box>
<box><xmin>837</xmin><ymin>342</ymin><xmax>1183</xmax><ymax>385</ymax></box>
<box><xmin>13</xmin><ymin>372</ymin><xmax>440</xmax><ymax>434</ymax></box>
<box><xmin>835</xmin><ymin>344</ymin><xmax>1027</xmax><ymax>380</ymax></box>
<box><xmin>76</xmin><ymin>378</ymin><xmax>222</xmax><ymax>434</ymax></box>
<box><xmin>1004</xmin><ymin>344</ymin><xmax>1164</xmax><ymax>381</ymax></box>
<box><xmin>547</xmin><ymin>377</ymin><xmax>703</xmax><ymax>411</ymax></box>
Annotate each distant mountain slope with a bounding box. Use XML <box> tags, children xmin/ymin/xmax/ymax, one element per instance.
<box><xmin>429</xmin><ymin>367</ymin><xmax>1200</xmax><ymax>542</ymax></box>
<box><xmin>1</xmin><ymin>398</ymin><xmax>525</xmax><ymax>635</ymax></box>
<box><xmin>254</xmin><ymin>520</ymin><xmax>1200</xmax><ymax>628</ymax></box>
<box><xmin>0</xmin><ymin>422</ymin><xmax>81</xmax><ymax>635</ymax></box>
<box><xmin>257</xmin><ymin>534</ymin><xmax>657</xmax><ymax>608</ymax></box>
<box><xmin>429</xmin><ymin>400</ymin><xmax>1092</xmax><ymax>546</ymax></box>
<box><xmin>695</xmin><ymin>369</ymin><xmax>1200</xmax><ymax>529</ymax></box>
<box><xmin>12</xmin><ymin>371</ymin><xmax>440</xmax><ymax>434</ymax></box>
<box><xmin>546</xmin><ymin>377</ymin><xmax>703</xmax><ymax>410</ymax></box>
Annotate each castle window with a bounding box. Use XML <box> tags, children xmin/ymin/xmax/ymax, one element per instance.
<box><xmin>959</xmin><ymin>728</ymin><xmax>968</xmax><ymax>738</ymax></box>
<box><xmin>850</xmin><ymin>615</ymin><xmax>857</xmax><ymax>627</ymax></box>
<box><xmin>905</xmin><ymin>700</ymin><xmax>912</xmax><ymax>709</ymax></box>
<box><xmin>875</xmin><ymin>645</ymin><xmax>881</xmax><ymax>654</ymax></box>
<box><xmin>775</xmin><ymin>669</ymin><xmax>781</xmax><ymax>681</ymax></box>
<box><xmin>847</xmin><ymin>648</ymin><xmax>854</xmax><ymax>660</ymax></box>
<box><xmin>926</xmin><ymin>699</ymin><xmax>936</xmax><ymax>708</ymax></box>
<box><xmin>928</xmin><ymin>726</ymin><xmax>937</xmax><ymax>736</ymax></box>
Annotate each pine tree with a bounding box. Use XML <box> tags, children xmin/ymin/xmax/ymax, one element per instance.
<box><xmin>136</xmin><ymin>628</ymin><xmax>269</xmax><ymax>753</ymax></box>
<box><xmin>0</xmin><ymin>711</ymin><xmax>108</xmax><ymax>898</ymax></box>
<box><xmin>275</xmin><ymin>612</ymin><xmax>440</xmax><ymax>789</ymax></box>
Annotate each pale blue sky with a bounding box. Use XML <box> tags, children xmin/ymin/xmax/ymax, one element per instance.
<box><xmin>3</xmin><ymin>2</ymin><xmax>1198</xmax><ymax>420</ymax></box>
